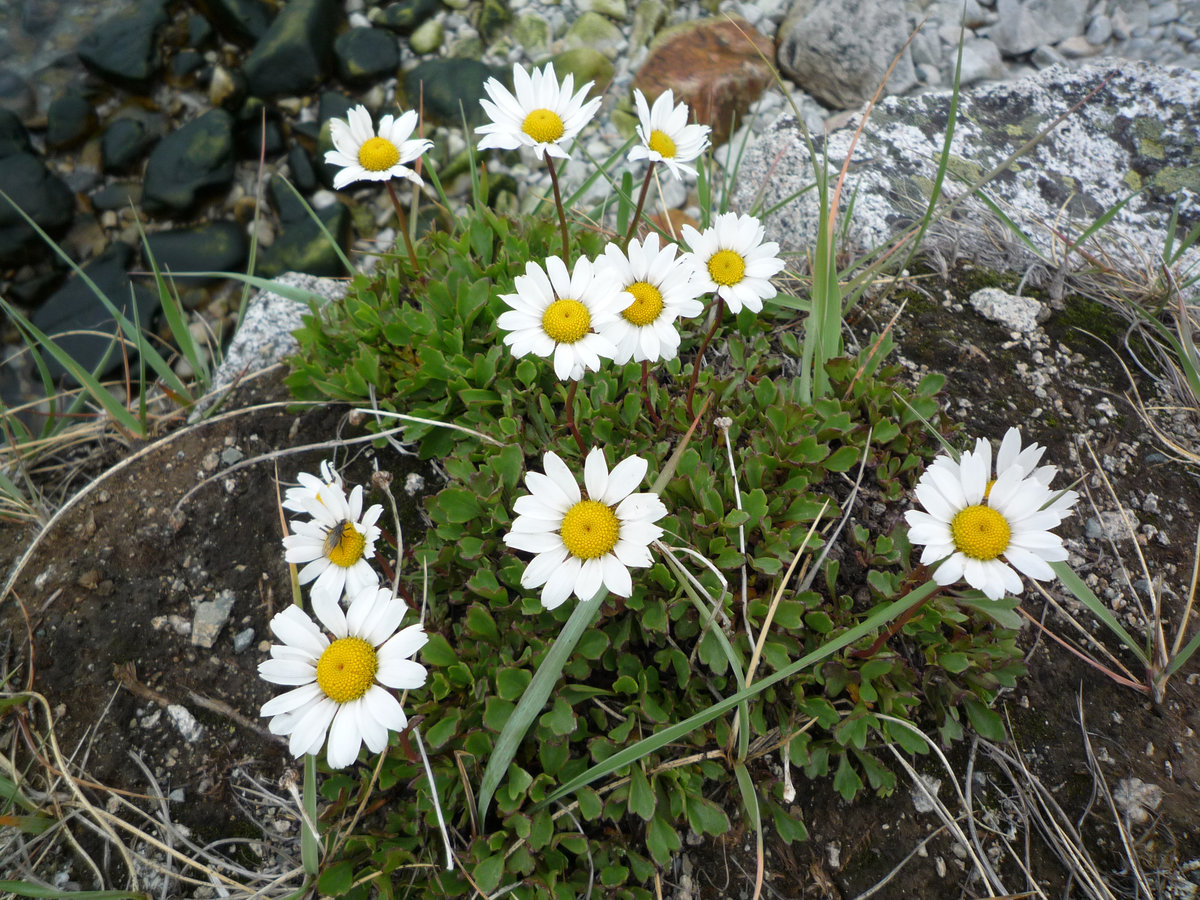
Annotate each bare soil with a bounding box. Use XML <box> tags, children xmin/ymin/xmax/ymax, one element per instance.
<box><xmin>2</xmin><ymin>262</ymin><xmax>1199</xmax><ymax>898</ymax></box>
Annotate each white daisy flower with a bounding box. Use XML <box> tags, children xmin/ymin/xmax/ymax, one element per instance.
<box><xmin>681</xmin><ymin>213</ymin><xmax>787</xmax><ymax>314</ymax></box>
<box><xmin>627</xmin><ymin>89</ymin><xmax>711</xmax><ymax>181</ymax></box>
<box><xmin>282</xmin><ymin>460</ymin><xmax>342</xmax><ymax>514</ymax></box>
<box><xmin>503</xmin><ymin>448</ymin><xmax>668</xmax><ymax>610</ymax></box>
<box><xmin>283</xmin><ymin>476</ymin><xmax>384</xmax><ymax>608</ymax></box>
<box><xmin>497</xmin><ymin>255</ymin><xmax>620</xmax><ymax>381</ymax></box>
<box><xmin>475</xmin><ymin>62</ymin><xmax>602</xmax><ymax>161</ymax></box>
<box><xmin>597</xmin><ymin>234</ymin><xmax>705</xmax><ymax>364</ymax></box>
<box><xmin>904</xmin><ymin>439</ymin><xmax>1078</xmax><ymax>601</ymax></box>
<box><xmin>324</xmin><ymin>105</ymin><xmax>433</xmax><ymax>191</ymax></box>
<box><xmin>258</xmin><ymin>585</ymin><xmax>428</xmax><ymax>769</ymax></box>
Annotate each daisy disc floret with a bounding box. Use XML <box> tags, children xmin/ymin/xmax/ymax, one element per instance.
<box><xmin>475</xmin><ymin>62</ymin><xmax>602</xmax><ymax>160</ymax></box>
<box><xmin>258</xmin><ymin>585</ymin><xmax>428</xmax><ymax>768</ymax></box>
<box><xmin>681</xmin><ymin>212</ymin><xmax>786</xmax><ymax>314</ymax></box>
<box><xmin>904</xmin><ymin>436</ymin><xmax>1078</xmax><ymax>601</ymax></box>
<box><xmin>504</xmin><ymin>448</ymin><xmax>668</xmax><ymax>610</ymax></box>
<box><xmin>324</xmin><ymin>105</ymin><xmax>433</xmax><ymax>190</ymax></box>
<box><xmin>497</xmin><ymin>255</ymin><xmax>620</xmax><ymax>380</ymax></box>
<box><xmin>597</xmin><ymin>234</ymin><xmax>705</xmax><ymax>364</ymax></box>
<box><xmin>283</xmin><ymin>472</ymin><xmax>384</xmax><ymax>608</ymax></box>
<box><xmin>627</xmin><ymin>88</ymin><xmax>711</xmax><ymax>180</ymax></box>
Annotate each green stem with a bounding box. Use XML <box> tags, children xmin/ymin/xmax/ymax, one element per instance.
<box><xmin>686</xmin><ymin>297</ymin><xmax>724</xmax><ymax>420</ymax></box>
<box><xmin>849</xmin><ymin>568</ymin><xmax>940</xmax><ymax>659</ymax></box>
<box><xmin>641</xmin><ymin>360</ymin><xmax>660</xmax><ymax>426</ymax></box>
<box><xmin>545</xmin><ymin>155</ymin><xmax>570</xmax><ymax>264</ymax></box>
<box><xmin>301</xmin><ymin>753</ymin><xmax>319</xmax><ymax>875</ymax></box>
<box><xmin>623</xmin><ymin>163</ymin><xmax>656</xmax><ymax>248</ymax></box>
<box><xmin>386</xmin><ymin>181</ymin><xmax>420</xmax><ymax>276</ymax></box>
<box><xmin>565</xmin><ymin>379</ymin><xmax>585</xmax><ymax>453</ymax></box>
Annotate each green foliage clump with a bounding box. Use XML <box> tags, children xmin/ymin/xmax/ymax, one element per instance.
<box><xmin>286</xmin><ymin>204</ymin><xmax>1025</xmax><ymax>895</ymax></box>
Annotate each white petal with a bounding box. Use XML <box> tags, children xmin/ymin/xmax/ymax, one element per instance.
<box><xmin>326</xmin><ymin>703</ymin><xmax>364</xmax><ymax>769</ymax></box>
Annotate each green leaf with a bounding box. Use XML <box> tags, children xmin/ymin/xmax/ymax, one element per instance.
<box><xmin>421</xmin><ymin>633</ymin><xmax>456</xmax><ymax>667</ymax></box>
<box><xmin>435</xmin><ymin>487</ymin><xmax>483</xmax><ymax>524</ymax></box>
<box><xmin>483</xmin><ymin>697</ymin><xmax>516</xmax><ymax>732</ymax></box>
<box><xmin>962</xmin><ymin>697</ymin><xmax>1006</xmax><ymax>741</ymax></box>
<box><xmin>466</xmin><ymin>605</ymin><xmax>501</xmax><ymax>643</ymax></box>
<box><xmin>833</xmin><ymin>752</ymin><xmax>863</xmax><ymax>802</ymax></box>
<box><xmin>685</xmin><ymin>795</ymin><xmax>730</xmax><ymax>836</ymax></box>
<box><xmin>317</xmin><ymin>861</ymin><xmax>355</xmax><ymax>896</ymax></box>
<box><xmin>824</xmin><ymin>445</ymin><xmax>862</xmax><ymax>472</ymax></box>
<box><xmin>496</xmin><ymin>668</ymin><xmax>532</xmax><ymax>701</ymax></box>
<box><xmin>627</xmin><ymin>767</ymin><xmax>655</xmax><ymax>821</ymax></box>
<box><xmin>473</xmin><ymin>854</ymin><xmax>505</xmax><ymax>894</ymax></box>
<box><xmin>645</xmin><ymin>814</ymin><xmax>681</xmax><ymax>866</ymax></box>
<box><xmin>938</xmin><ymin>652</ymin><xmax>970</xmax><ymax>674</ymax></box>
<box><xmin>424</xmin><ymin>708</ymin><xmax>461</xmax><ymax>748</ymax></box>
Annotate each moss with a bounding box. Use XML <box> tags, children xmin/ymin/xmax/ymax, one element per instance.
<box><xmin>1151</xmin><ymin>166</ymin><xmax>1200</xmax><ymax>194</ymax></box>
<box><xmin>1045</xmin><ymin>296</ymin><xmax>1128</xmax><ymax>351</ymax></box>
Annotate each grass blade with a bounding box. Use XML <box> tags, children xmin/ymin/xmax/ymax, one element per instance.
<box><xmin>477</xmin><ymin>589</ymin><xmax>606</xmax><ymax>821</ymax></box>
<box><xmin>538</xmin><ymin>580</ymin><xmax>940</xmax><ymax>808</ymax></box>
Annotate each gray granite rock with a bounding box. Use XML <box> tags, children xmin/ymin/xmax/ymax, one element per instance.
<box><xmin>969</xmin><ymin>287</ymin><xmax>1044</xmax><ymax>333</ymax></box>
<box><xmin>735</xmin><ymin>61</ymin><xmax>1200</xmax><ymax>292</ymax></box>
<box><xmin>988</xmin><ymin>0</ymin><xmax>1087</xmax><ymax>56</ymax></box>
<box><xmin>776</xmin><ymin>0</ymin><xmax>917</xmax><ymax>109</ymax></box>
<box><xmin>196</xmin><ymin>271</ymin><xmax>346</xmax><ymax>417</ymax></box>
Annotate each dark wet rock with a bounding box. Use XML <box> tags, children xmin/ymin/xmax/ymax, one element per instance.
<box><xmin>243</xmin><ymin>0</ymin><xmax>341</xmax><ymax>98</ymax></box>
<box><xmin>144</xmin><ymin>221</ymin><xmax>248</xmax><ymax>277</ymax></box>
<box><xmin>375</xmin><ymin>0</ymin><xmax>440</xmax><ymax>35</ymax></box>
<box><xmin>313</xmin><ymin>92</ymin><xmax>357</xmax><ymax>184</ymax></box>
<box><xmin>0</xmin><ymin>153</ymin><xmax>75</xmax><ymax>265</ymax></box>
<box><xmin>776</xmin><ymin>0</ymin><xmax>917</xmax><ymax>109</ymax></box>
<box><xmin>22</xmin><ymin>0</ymin><xmax>61</xmax><ymax>35</ymax></box>
<box><xmin>403</xmin><ymin>58</ymin><xmax>500</xmax><ymax>127</ymax></box>
<box><xmin>192</xmin><ymin>0</ymin><xmax>274</xmax><ymax>44</ymax></box>
<box><xmin>0</xmin><ymin>109</ymin><xmax>31</xmax><ymax>159</ymax></box>
<box><xmin>288</xmin><ymin>145</ymin><xmax>318</xmax><ymax>193</ymax></box>
<box><xmin>333</xmin><ymin>27</ymin><xmax>400</xmax><ymax>85</ymax></box>
<box><xmin>258</xmin><ymin>176</ymin><xmax>350</xmax><ymax>277</ymax></box>
<box><xmin>143</xmin><ymin>109</ymin><xmax>235</xmax><ymax>214</ymax></box>
<box><xmin>187</xmin><ymin>13</ymin><xmax>215</xmax><ymax>47</ymax></box>
<box><xmin>478</xmin><ymin>0</ymin><xmax>512</xmax><ymax>41</ymax></box>
<box><xmin>237</xmin><ymin>99</ymin><xmax>284</xmax><ymax>157</ymax></box>
<box><xmin>171</xmin><ymin>50</ymin><xmax>206</xmax><ymax>80</ymax></box>
<box><xmin>46</xmin><ymin>94</ymin><xmax>98</xmax><ymax>151</ymax></box>
<box><xmin>91</xmin><ymin>182</ymin><xmax>143</xmax><ymax>211</ymax></box>
<box><xmin>29</xmin><ymin>242</ymin><xmax>160</xmax><ymax>381</ymax></box>
<box><xmin>101</xmin><ymin>117</ymin><xmax>155</xmax><ymax>173</ymax></box>
<box><xmin>77</xmin><ymin>0</ymin><xmax>169</xmax><ymax>90</ymax></box>
<box><xmin>0</xmin><ymin>68</ymin><xmax>35</xmax><ymax>119</ymax></box>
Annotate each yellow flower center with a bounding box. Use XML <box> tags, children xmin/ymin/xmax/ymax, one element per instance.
<box><xmin>708</xmin><ymin>249</ymin><xmax>746</xmax><ymax>286</ymax></box>
<box><xmin>560</xmin><ymin>500</ymin><xmax>621</xmax><ymax>560</ymax></box>
<box><xmin>522</xmin><ymin>108</ymin><xmax>565</xmax><ymax>144</ymax></box>
<box><xmin>622</xmin><ymin>281</ymin><xmax>665</xmax><ymax>326</ymax></box>
<box><xmin>357</xmin><ymin>136</ymin><xmax>401</xmax><ymax>172</ymax></box>
<box><xmin>542</xmin><ymin>299</ymin><xmax>591</xmax><ymax>343</ymax></box>
<box><xmin>316</xmin><ymin>636</ymin><xmax>378</xmax><ymax>704</ymax></box>
<box><xmin>648</xmin><ymin>128</ymin><xmax>676</xmax><ymax>158</ymax></box>
<box><xmin>950</xmin><ymin>505</ymin><xmax>1011</xmax><ymax>561</ymax></box>
<box><xmin>324</xmin><ymin>520</ymin><xmax>367</xmax><ymax>568</ymax></box>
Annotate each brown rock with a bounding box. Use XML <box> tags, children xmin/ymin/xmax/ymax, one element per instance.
<box><xmin>632</xmin><ymin>17</ymin><xmax>774</xmax><ymax>148</ymax></box>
